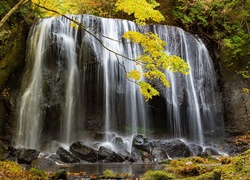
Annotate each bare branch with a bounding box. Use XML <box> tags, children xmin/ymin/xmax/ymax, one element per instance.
<box><xmin>0</xmin><ymin>0</ymin><xmax>28</xmax><ymax>29</ymax></box>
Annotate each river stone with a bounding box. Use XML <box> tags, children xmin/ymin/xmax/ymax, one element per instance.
<box><xmin>31</xmin><ymin>158</ymin><xmax>57</xmax><ymax>169</ymax></box>
<box><xmin>161</xmin><ymin>139</ymin><xmax>192</xmax><ymax>158</ymax></box>
<box><xmin>151</xmin><ymin>146</ymin><xmax>169</xmax><ymax>162</ymax></box>
<box><xmin>57</xmin><ymin>147</ymin><xmax>80</xmax><ymax>163</ymax></box>
<box><xmin>17</xmin><ymin>148</ymin><xmax>40</xmax><ymax>164</ymax></box>
<box><xmin>69</xmin><ymin>141</ymin><xmax>97</xmax><ymax>162</ymax></box>
<box><xmin>117</xmin><ymin>149</ymin><xmax>135</xmax><ymax>162</ymax></box>
<box><xmin>98</xmin><ymin>146</ymin><xmax>124</xmax><ymax>162</ymax></box>
<box><xmin>189</xmin><ymin>143</ymin><xmax>203</xmax><ymax>156</ymax></box>
<box><xmin>199</xmin><ymin>147</ymin><xmax>220</xmax><ymax>157</ymax></box>
<box><xmin>112</xmin><ymin>137</ymin><xmax>125</xmax><ymax>150</ymax></box>
<box><xmin>132</xmin><ymin>134</ymin><xmax>150</xmax><ymax>152</ymax></box>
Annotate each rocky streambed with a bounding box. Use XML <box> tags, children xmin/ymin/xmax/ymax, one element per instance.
<box><xmin>0</xmin><ymin>133</ymin><xmax>232</xmax><ymax>178</ymax></box>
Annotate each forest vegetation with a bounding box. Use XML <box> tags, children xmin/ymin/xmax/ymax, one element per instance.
<box><xmin>0</xmin><ymin>0</ymin><xmax>249</xmax><ymax>179</ymax></box>
<box><xmin>0</xmin><ymin>0</ymin><xmax>249</xmax><ymax>96</ymax></box>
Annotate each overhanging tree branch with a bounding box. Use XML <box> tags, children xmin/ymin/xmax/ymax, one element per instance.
<box><xmin>32</xmin><ymin>2</ymin><xmax>136</xmax><ymax>63</ymax></box>
<box><xmin>0</xmin><ymin>0</ymin><xmax>28</xmax><ymax>29</ymax></box>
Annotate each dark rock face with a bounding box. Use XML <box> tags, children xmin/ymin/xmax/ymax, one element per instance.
<box><xmin>98</xmin><ymin>146</ymin><xmax>124</xmax><ymax>162</ymax></box>
<box><xmin>17</xmin><ymin>148</ymin><xmax>40</xmax><ymax>164</ymax></box>
<box><xmin>56</xmin><ymin>147</ymin><xmax>80</xmax><ymax>163</ymax></box>
<box><xmin>69</xmin><ymin>141</ymin><xmax>97</xmax><ymax>162</ymax></box>
<box><xmin>161</xmin><ymin>139</ymin><xmax>192</xmax><ymax>158</ymax></box>
<box><xmin>0</xmin><ymin>1</ymin><xmax>34</xmax><ymax>143</ymax></box>
<box><xmin>222</xmin><ymin>72</ymin><xmax>250</xmax><ymax>136</ymax></box>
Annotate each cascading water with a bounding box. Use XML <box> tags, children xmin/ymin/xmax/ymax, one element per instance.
<box><xmin>156</xmin><ymin>26</ymin><xmax>222</xmax><ymax>144</ymax></box>
<box><xmin>14</xmin><ymin>15</ymin><xmax>223</xmax><ymax>150</ymax></box>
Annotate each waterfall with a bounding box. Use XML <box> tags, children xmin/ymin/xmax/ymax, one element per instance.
<box><xmin>14</xmin><ymin>15</ymin><xmax>223</xmax><ymax>150</ymax></box>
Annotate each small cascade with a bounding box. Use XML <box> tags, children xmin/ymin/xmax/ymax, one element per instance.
<box><xmin>15</xmin><ymin>19</ymin><xmax>53</xmax><ymax>149</ymax></box>
<box><xmin>14</xmin><ymin>15</ymin><xmax>223</xmax><ymax>150</ymax></box>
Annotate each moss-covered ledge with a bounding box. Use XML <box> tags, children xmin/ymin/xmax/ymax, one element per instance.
<box><xmin>0</xmin><ymin>23</ymin><xmax>27</xmax><ymax>89</ymax></box>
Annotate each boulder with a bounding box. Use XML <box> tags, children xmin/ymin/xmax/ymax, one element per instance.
<box><xmin>151</xmin><ymin>146</ymin><xmax>169</xmax><ymax>162</ymax></box>
<box><xmin>132</xmin><ymin>134</ymin><xmax>150</xmax><ymax>152</ymax></box>
<box><xmin>31</xmin><ymin>158</ymin><xmax>57</xmax><ymax>170</ymax></box>
<box><xmin>98</xmin><ymin>146</ymin><xmax>124</xmax><ymax>162</ymax></box>
<box><xmin>117</xmin><ymin>149</ymin><xmax>135</xmax><ymax>162</ymax></box>
<box><xmin>161</xmin><ymin>139</ymin><xmax>192</xmax><ymax>158</ymax></box>
<box><xmin>69</xmin><ymin>141</ymin><xmax>97</xmax><ymax>162</ymax></box>
<box><xmin>17</xmin><ymin>148</ymin><xmax>40</xmax><ymax>164</ymax></box>
<box><xmin>56</xmin><ymin>147</ymin><xmax>80</xmax><ymax>163</ymax></box>
<box><xmin>189</xmin><ymin>143</ymin><xmax>203</xmax><ymax>156</ymax></box>
<box><xmin>112</xmin><ymin>137</ymin><xmax>125</xmax><ymax>150</ymax></box>
<box><xmin>199</xmin><ymin>147</ymin><xmax>219</xmax><ymax>157</ymax></box>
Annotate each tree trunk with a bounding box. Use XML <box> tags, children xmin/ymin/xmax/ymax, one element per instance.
<box><xmin>0</xmin><ymin>0</ymin><xmax>27</xmax><ymax>29</ymax></box>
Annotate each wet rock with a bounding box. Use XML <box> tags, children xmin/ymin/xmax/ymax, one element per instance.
<box><xmin>131</xmin><ymin>147</ymin><xmax>152</xmax><ymax>163</ymax></box>
<box><xmin>4</xmin><ymin>146</ymin><xmax>18</xmax><ymax>161</ymax></box>
<box><xmin>69</xmin><ymin>141</ymin><xmax>97</xmax><ymax>162</ymax></box>
<box><xmin>117</xmin><ymin>149</ymin><xmax>130</xmax><ymax>158</ymax></box>
<box><xmin>112</xmin><ymin>137</ymin><xmax>125</xmax><ymax>150</ymax></box>
<box><xmin>189</xmin><ymin>143</ymin><xmax>203</xmax><ymax>156</ymax></box>
<box><xmin>151</xmin><ymin>146</ymin><xmax>169</xmax><ymax>162</ymax></box>
<box><xmin>98</xmin><ymin>146</ymin><xmax>124</xmax><ymax>162</ymax></box>
<box><xmin>56</xmin><ymin>147</ymin><xmax>80</xmax><ymax>163</ymax></box>
<box><xmin>132</xmin><ymin>134</ymin><xmax>149</xmax><ymax>152</ymax></box>
<box><xmin>49</xmin><ymin>153</ymin><xmax>61</xmax><ymax>161</ymax></box>
<box><xmin>117</xmin><ymin>149</ymin><xmax>135</xmax><ymax>163</ymax></box>
<box><xmin>161</xmin><ymin>139</ymin><xmax>192</xmax><ymax>158</ymax></box>
<box><xmin>17</xmin><ymin>148</ymin><xmax>40</xmax><ymax>164</ymax></box>
<box><xmin>31</xmin><ymin>158</ymin><xmax>57</xmax><ymax>170</ymax></box>
<box><xmin>199</xmin><ymin>147</ymin><xmax>220</xmax><ymax>157</ymax></box>
<box><xmin>141</xmin><ymin>152</ymin><xmax>151</xmax><ymax>163</ymax></box>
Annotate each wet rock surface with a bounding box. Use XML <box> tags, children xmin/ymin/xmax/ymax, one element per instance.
<box><xmin>69</xmin><ymin>141</ymin><xmax>98</xmax><ymax>162</ymax></box>
<box><xmin>56</xmin><ymin>147</ymin><xmax>80</xmax><ymax>163</ymax></box>
<box><xmin>98</xmin><ymin>146</ymin><xmax>124</xmax><ymax>162</ymax></box>
<box><xmin>17</xmin><ymin>148</ymin><xmax>40</xmax><ymax>164</ymax></box>
<box><xmin>161</xmin><ymin>139</ymin><xmax>192</xmax><ymax>158</ymax></box>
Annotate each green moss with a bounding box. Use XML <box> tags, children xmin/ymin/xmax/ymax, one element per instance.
<box><xmin>141</xmin><ymin>170</ymin><xmax>175</xmax><ymax>180</ymax></box>
<box><xmin>29</xmin><ymin>168</ymin><xmax>49</xmax><ymax>179</ymax></box>
<box><xmin>189</xmin><ymin>169</ymin><xmax>221</xmax><ymax>180</ymax></box>
<box><xmin>0</xmin><ymin>25</ymin><xmax>26</xmax><ymax>88</ymax></box>
<box><xmin>0</xmin><ymin>160</ymin><xmax>49</xmax><ymax>179</ymax></box>
<box><xmin>98</xmin><ymin>169</ymin><xmax>133</xmax><ymax>179</ymax></box>
<box><xmin>54</xmin><ymin>169</ymin><xmax>67</xmax><ymax>180</ymax></box>
<box><xmin>220</xmin><ymin>149</ymin><xmax>250</xmax><ymax>179</ymax></box>
<box><xmin>152</xmin><ymin>149</ymin><xmax>250</xmax><ymax>179</ymax></box>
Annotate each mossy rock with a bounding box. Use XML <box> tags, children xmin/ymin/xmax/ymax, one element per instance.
<box><xmin>54</xmin><ymin>169</ymin><xmax>68</xmax><ymax>180</ymax></box>
<box><xmin>141</xmin><ymin>170</ymin><xmax>175</xmax><ymax>180</ymax></box>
